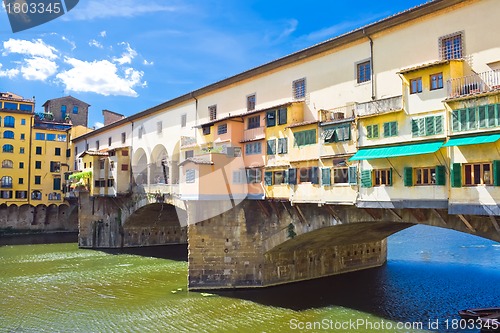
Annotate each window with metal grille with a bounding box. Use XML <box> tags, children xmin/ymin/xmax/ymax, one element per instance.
<box><xmin>209</xmin><ymin>105</ymin><xmax>217</xmax><ymax>121</ymax></box>
<box><xmin>356</xmin><ymin>61</ymin><xmax>371</xmax><ymax>83</ymax></box>
<box><xmin>247</xmin><ymin>94</ymin><xmax>256</xmax><ymax>111</ymax></box>
<box><xmin>217</xmin><ymin>124</ymin><xmax>227</xmax><ymax>135</ymax></box>
<box><xmin>439</xmin><ymin>32</ymin><xmax>463</xmax><ymax>60</ymax></box>
<box><xmin>292</xmin><ymin>78</ymin><xmax>306</xmax><ymax>99</ymax></box>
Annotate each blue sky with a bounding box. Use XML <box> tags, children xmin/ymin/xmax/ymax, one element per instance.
<box><xmin>1</xmin><ymin>0</ymin><xmax>428</xmax><ymax>128</ymax></box>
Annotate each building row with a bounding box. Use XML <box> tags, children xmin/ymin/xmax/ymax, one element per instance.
<box><xmin>10</xmin><ymin>0</ymin><xmax>500</xmax><ymax>218</ymax></box>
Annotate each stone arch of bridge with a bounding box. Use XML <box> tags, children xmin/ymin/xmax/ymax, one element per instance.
<box><xmin>149</xmin><ymin>144</ymin><xmax>169</xmax><ymax>185</ymax></box>
<box><xmin>132</xmin><ymin>147</ymin><xmax>148</xmax><ymax>186</ymax></box>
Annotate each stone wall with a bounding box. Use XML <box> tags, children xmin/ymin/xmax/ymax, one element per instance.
<box><xmin>0</xmin><ymin>203</ymin><xmax>78</xmax><ymax>232</ymax></box>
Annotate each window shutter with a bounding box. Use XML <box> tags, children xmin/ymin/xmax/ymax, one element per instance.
<box><xmin>321</xmin><ymin>168</ymin><xmax>331</xmax><ymax>186</ymax></box>
<box><xmin>367</xmin><ymin>125</ymin><xmax>373</xmax><ymax>139</ymax></box>
<box><xmin>478</xmin><ymin>106</ymin><xmax>487</xmax><ymax>128</ymax></box>
<box><xmin>488</xmin><ymin>104</ymin><xmax>497</xmax><ymax>127</ymax></box>
<box><xmin>383</xmin><ymin>122</ymin><xmax>390</xmax><ymax>136</ymax></box>
<box><xmin>435</xmin><ymin>165</ymin><xmax>446</xmax><ymax>185</ymax></box>
<box><xmin>452</xmin><ymin>110</ymin><xmax>459</xmax><ymax>132</ymax></box>
<box><xmin>425</xmin><ymin>117</ymin><xmax>435</xmax><ymax>136</ymax></box>
<box><xmin>348</xmin><ymin>166</ymin><xmax>357</xmax><ymax>185</ymax></box>
<box><xmin>435</xmin><ymin>115</ymin><xmax>444</xmax><ymax>134</ymax></box>
<box><xmin>388</xmin><ymin>168</ymin><xmax>393</xmax><ymax>186</ymax></box>
<box><xmin>493</xmin><ymin>160</ymin><xmax>500</xmax><ymax>186</ymax></box>
<box><xmin>283</xmin><ymin>169</ymin><xmax>289</xmax><ymax>184</ymax></box>
<box><xmin>288</xmin><ymin>168</ymin><xmax>297</xmax><ymax>185</ymax></box>
<box><xmin>311</xmin><ymin>167</ymin><xmax>319</xmax><ymax>184</ymax></box>
<box><xmin>267</xmin><ymin>139</ymin><xmax>276</xmax><ymax>155</ymax></box>
<box><xmin>53</xmin><ymin>178</ymin><xmax>61</xmax><ymax>191</ymax></box>
<box><xmin>403</xmin><ymin>167</ymin><xmax>413</xmax><ymax>186</ymax></box>
<box><xmin>278</xmin><ymin>108</ymin><xmax>287</xmax><ymax>125</ymax></box>
<box><xmin>411</xmin><ymin>119</ymin><xmax>419</xmax><ymax>136</ymax></box>
<box><xmin>361</xmin><ymin>170</ymin><xmax>372</xmax><ymax>188</ymax></box>
<box><xmin>467</xmin><ymin>107</ymin><xmax>477</xmax><ymax>130</ymax></box>
<box><xmin>373</xmin><ymin>124</ymin><xmax>379</xmax><ymax>138</ymax></box>
<box><xmin>451</xmin><ymin>163</ymin><xmax>462</xmax><ymax>187</ymax></box>
<box><xmin>264</xmin><ymin>171</ymin><xmax>273</xmax><ymax>186</ymax></box>
<box><xmin>266</xmin><ymin>110</ymin><xmax>276</xmax><ymax>127</ymax></box>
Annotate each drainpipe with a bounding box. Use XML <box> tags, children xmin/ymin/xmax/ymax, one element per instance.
<box><xmin>363</xmin><ymin>29</ymin><xmax>376</xmax><ymax>100</ymax></box>
<box><xmin>190</xmin><ymin>92</ymin><xmax>198</xmax><ymax>140</ymax></box>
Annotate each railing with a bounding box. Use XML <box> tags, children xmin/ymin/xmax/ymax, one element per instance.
<box><xmin>320</xmin><ymin>104</ymin><xmax>356</xmax><ymax>122</ymax></box>
<box><xmin>180</xmin><ymin>136</ymin><xmax>197</xmax><ymax>148</ymax></box>
<box><xmin>243</xmin><ymin>126</ymin><xmax>265</xmax><ymax>142</ymax></box>
<box><xmin>447</xmin><ymin>70</ymin><xmax>500</xmax><ymax>98</ymax></box>
<box><xmin>356</xmin><ymin>95</ymin><xmax>403</xmax><ymax>117</ymax></box>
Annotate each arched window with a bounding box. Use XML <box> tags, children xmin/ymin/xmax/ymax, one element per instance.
<box><xmin>2</xmin><ymin>160</ymin><xmax>13</xmax><ymax>168</ymax></box>
<box><xmin>31</xmin><ymin>190</ymin><xmax>42</xmax><ymax>200</ymax></box>
<box><xmin>3</xmin><ymin>116</ymin><xmax>15</xmax><ymax>128</ymax></box>
<box><xmin>3</xmin><ymin>130</ymin><xmax>14</xmax><ymax>139</ymax></box>
<box><xmin>1</xmin><ymin>176</ymin><xmax>13</xmax><ymax>188</ymax></box>
<box><xmin>2</xmin><ymin>144</ymin><xmax>14</xmax><ymax>153</ymax></box>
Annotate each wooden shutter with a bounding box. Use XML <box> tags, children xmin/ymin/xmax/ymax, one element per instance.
<box><xmin>403</xmin><ymin>167</ymin><xmax>413</xmax><ymax>186</ymax></box>
<box><xmin>411</xmin><ymin>119</ymin><xmax>419</xmax><ymax>137</ymax></box>
<box><xmin>435</xmin><ymin>165</ymin><xmax>446</xmax><ymax>185</ymax></box>
<box><xmin>311</xmin><ymin>167</ymin><xmax>319</xmax><ymax>184</ymax></box>
<box><xmin>264</xmin><ymin>171</ymin><xmax>273</xmax><ymax>186</ymax></box>
<box><xmin>321</xmin><ymin>168</ymin><xmax>331</xmax><ymax>186</ymax></box>
<box><xmin>266</xmin><ymin>110</ymin><xmax>276</xmax><ymax>127</ymax></box>
<box><xmin>435</xmin><ymin>115</ymin><xmax>443</xmax><ymax>134</ymax></box>
<box><xmin>361</xmin><ymin>170</ymin><xmax>372</xmax><ymax>188</ymax></box>
<box><xmin>388</xmin><ymin>168</ymin><xmax>393</xmax><ymax>186</ymax></box>
<box><xmin>267</xmin><ymin>139</ymin><xmax>276</xmax><ymax>155</ymax></box>
<box><xmin>288</xmin><ymin>168</ymin><xmax>297</xmax><ymax>185</ymax></box>
<box><xmin>348</xmin><ymin>166</ymin><xmax>357</xmax><ymax>185</ymax></box>
<box><xmin>493</xmin><ymin>160</ymin><xmax>500</xmax><ymax>186</ymax></box>
<box><xmin>278</xmin><ymin>108</ymin><xmax>287</xmax><ymax>125</ymax></box>
<box><xmin>451</xmin><ymin>163</ymin><xmax>462</xmax><ymax>187</ymax></box>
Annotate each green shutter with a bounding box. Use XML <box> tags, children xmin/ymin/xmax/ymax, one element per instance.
<box><xmin>266</xmin><ymin>110</ymin><xmax>276</xmax><ymax>127</ymax></box>
<box><xmin>367</xmin><ymin>125</ymin><xmax>373</xmax><ymax>139</ymax></box>
<box><xmin>425</xmin><ymin>117</ymin><xmax>435</xmax><ymax>136</ymax></box>
<box><xmin>267</xmin><ymin>139</ymin><xmax>276</xmax><ymax>155</ymax></box>
<box><xmin>321</xmin><ymin>168</ymin><xmax>331</xmax><ymax>186</ymax></box>
<box><xmin>383</xmin><ymin>122</ymin><xmax>390</xmax><ymax>137</ymax></box>
<box><xmin>411</xmin><ymin>119</ymin><xmax>419</xmax><ymax>137</ymax></box>
<box><xmin>451</xmin><ymin>163</ymin><xmax>462</xmax><ymax>188</ymax></box>
<box><xmin>435</xmin><ymin>165</ymin><xmax>446</xmax><ymax>185</ymax></box>
<box><xmin>264</xmin><ymin>171</ymin><xmax>273</xmax><ymax>186</ymax></box>
<box><xmin>311</xmin><ymin>167</ymin><xmax>319</xmax><ymax>184</ymax></box>
<box><xmin>53</xmin><ymin>178</ymin><xmax>61</xmax><ymax>191</ymax></box>
<box><xmin>478</xmin><ymin>106</ymin><xmax>487</xmax><ymax>128</ymax></box>
<box><xmin>403</xmin><ymin>167</ymin><xmax>413</xmax><ymax>186</ymax></box>
<box><xmin>278</xmin><ymin>108</ymin><xmax>287</xmax><ymax>125</ymax></box>
<box><xmin>361</xmin><ymin>170</ymin><xmax>372</xmax><ymax>188</ymax></box>
<box><xmin>435</xmin><ymin>115</ymin><xmax>443</xmax><ymax>134</ymax></box>
<box><xmin>288</xmin><ymin>168</ymin><xmax>297</xmax><ymax>185</ymax></box>
<box><xmin>493</xmin><ymin>160</ymin><xmax>500</xmax><ymax>186</ymax></box>
<box><xmin>488</xmin><ymin>104</ymin><xmax>497</xmax><ymax>127</ymax></box>
<box><xmin>348</xmin><ymin>166</ymin><xmax>357</xmax><ymax>185</ymax></box>
<box><xmin>388</xmin><ymin>168</ymin><xmax>393</xmax><ymax>186</ymax></box>
<box><xmin>452</xmin><ymin>110</ymin><xmax>459</xmax><ymax>132</ymax></box>
<box><xmin>373</xmin><ymin>124</ymin><xmax>379</xmax><ymax>138</ymax></box>
<box><xmin>468</xmin><ymin>107</ymin><xmax>477</xmax><ymax>130</ymax></box>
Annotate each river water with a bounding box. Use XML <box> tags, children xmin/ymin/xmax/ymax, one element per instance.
<box><xmin>0</xmin><ymin>225</ymin><xmax>499</xmax><ymax>333</ymax></box>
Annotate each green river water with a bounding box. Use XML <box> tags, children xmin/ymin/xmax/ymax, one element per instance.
<box><xmin>0</xmin><ymin>242</ymin><xmax>429</xmax><ymax>333</ymax></box>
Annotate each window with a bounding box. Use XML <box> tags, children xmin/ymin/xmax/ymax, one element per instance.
<box><xmin>108</xmin><ymin>137</ymin><xmax>112</xmax><ymax>146</ymax></box>
<box><xmin>1</xmin><ymin>176</ymin><xmax>13</xmax><ymax>188</ymax></box>
<box><xmin>232</xmin><ymin>170</ymin><xmax>246</xmax><ymax>184</ymax></box>
<box><xmin>366</xmin><ymin>124</ymin><xmax>379</xmax><ymax>139</ymax></box>
<box><xmin>292</xmin><ymin>78</ymin><xmax>306</xmax><ymax>99</ymax></box>
<box><xmin>57</xmin><ymin>134</ymin><xmax>66</xmax><ymax>142</ymax></box>
<box><xmin>61</xmin><ymin>105</ymin><xmax>67</xmax><ymax>120</ymax></box>
<box><xmin>21</xmin><ymin>119</ymin><xmax>26</xmax><ymax>125</ymax></box>
<box><xmin>99</xmin><ymin>160</ymin><xmax>105</xmax><ymax>170</ymax></box>
<box><xmin>321</xmin><ymin>168</ymin><xmax>331</xmax><ymax>186</ymax></box>
<box><xmin>202</xmin><ymin>126</ymin><xmax>211</xmax><ymax>135</ymax></box>
<box><xmin>157</xmin><ymin>121</ymin><xmax>162</xmax><ymax>134</ymax></box>
<box><xmin>439</xmin><ymin>32</ymin><xmax>463</xmax><ymax>60</ymax></box>
<box><xmin>19</xmin><ymin>178</ymin><xmax>23</xmax><ymax>184</ymax></box>
<box><xmin>19</xmin><ymin>162</ymin><xmax>24</xmax><ymax>169</ymax></box>
<box><xmin>73</xmin><ymin>105</ymin><xmax>79</xmax><ymax>114</ymax></box>
<box><xmin>267</xmin><ymin>139</ymin><xmax>276</xmax><ymax>155</ymax></box>
<box><xmin>298</xmin><ymin>167</ymin><xmax>319</xmax><ymax>184</ymax></box>
<box><xmin>185</xmin><ymin>150</ymin><xmax>194</xmax><ymax>159</ymax></box>
<box><xmin>35</xmin><ymin>133</ymin><xmax>45</xmax><ymax>140</ymax></box>
<box><xmin>46</xmin><ymin>134</ymin><xmax>56</xmax><ymax>141</ymax></box>
<box><xmin>383</xmin><ymin>121</ymin><xmax>398</xmax><ymax>137</ymax></box>
<box><xmin>357</xmin><ymin>60</ymin><xmax>371</xmax><ymax>83</ymax></box>
<box><xmin>333</xmin><ymin>167</ymin><xmax>349</xmax><ymax>184</ymax></box>
<box><xmin>278</xmin><ymin>108</ymin><xmax>287</xmax><ymax>125</ymax></box>
<box><xmin>138</xmin><ymin>126</ymin><xmax>144</xmax><ymax>139</ymax></box>
<box><xmin>35</xmin><ymin>161</ymin><xmax>41</xmax><ymax>169</ymax></box>
<box><xmin>96</xmin><ymin>140</ymin><xmax>100</xmax><ymax>150</ymax></box>
<box><xmin>410</xmin><ymin>77</ymin><xmax>422</xmax><ymax>94</ymax></box>
<box><xmin>430</xmin><ymin>73</ymin><xmax>443</xmax><ymax>90</ymax></box>
<box><xmin>323</xmin><ymin>125</ymin><xmax>351</xmax><ymax>143</ymax></box>
<box><xmin>186</xmin><ymin>169</ymin><xmax>196</xmax><ymax>183</ymax></box>
<box><xmin>15</xmin><ymin>191</ymin><xmax>27</xmax><ymax>199</ymax></box>
<box><xmin>2</xmin><ymin>160</ymin><xmax>13</xmax><ymax>168</ymax></box>
<box><xmin>3</xmin><ymin>102</ymin><xmax>17</xmax><ymax>110</ymax></box>
<box><xmin>121</xmin><ymin>132</ymin><xmax>126</xmax><ymax>144</ymax></box>
<box><xmin>34</xmin><ymin>176</ymin><xmax>41</xmax><ymax>185</ymax></box>
<box><xmin>217</xmin><ymin>124</ymin><xmax>227</xmax><ymax>135</ymax></box>
<box><xmin>209</xmin><ymin>105</ymin><xmax>217</xmax><ymax>121</ymax></box>
<box><xmin>1</xmin><ymin>191</ymin><xmax>12</xmax><ymax>199</ymax></box>
<box><xmin>53</xmin><ymin>177</ymin><xmax>61</xmax><ymax>191</ymax></box>
<box><xmin>293</xmin><ymin>129</ymin><xmax>316</xmax><ymax>147</ymax></box>
<box><xmin>247</xmin><ymin>94</ymin><xmax>256</xmax><ymax>111</ymax></box>
<box><xmin>415</xmin><ymin>167</ymin><xmax>436</xmax><ymax>185</ymax></box>
<box><xmin>246</xmin><ymin>169</ymin><xmax>262</xmax><ymax>184</ymax></box>
<box><xmin>107</xmin><ymin>179</ymin><xmax>114</xmax><ymax>187</ymax></box>
<box><xmin>412</xmin><ymin>115</ymin><xmax>444</xmax><ymax>137</ymax></box>
<box><xmin>35</xmin><ymin>146</ymin><xmax>42</xmax><ymax>155</ymax></box>
<box><xmin>452</xmin><ymin>104</ymin><xmax>500</xmax><ymax>132</ymax></box>
<box><xmin>374</xmin><ymin>169</ymin><xmax>392</xmax><ymax>186</ymax></box>
<box><xmin>248</xmin><ymin>115</ymin><xmax>260</xmax><ymax>129</ymax></box>
<box><xmin>122</xmin><ymin>150</ymin><xmax>129</xmax><ymax>156</ymax></box>
<box><xmin>121</xmin><ymin>164</ymin><xmax>129</xmax><ymax>171</ymax></box>
<box><xmin>181</xmin><ymin>114</ymin><xmax>187</xmax><ymax>128</ymax></box>
<box><xmin>20</xmin><ymin>133</ymin><xmax>25</xmax><ymax>140</ymax></box>
<box><xmin>245</xmin><ymin>142</ymin><xmax>262</xmax><ymax>155</ymax></box>
<box><xmin>266</xmin><ymin>111</ymin><xmax>276</xmax><ymax>127</ymax></box>
<box><xmin>273</xmin><ymin>170</ymin><xmax>288</xmax><ymax>185</ymax></box>
<box><xmin>464</xmin><ymin>162</ymin><xmax>493</xmax><ymax>186</ymax></box>
<box><xmin>277</xmin><ymin>138</ymin><xmax>288</xmax><ymax>154</ymax></box>
<box><xmin>3</xmin><ymin>144</ymin><xmax>14</xmax><ymax>153</ymax></box>
<box><xmin>4</xmin><ymin>116</ymin><xmax>14</xmax><ymax>128</ymax></box>
<box><xmin>31</xmin><ymin>190</ymin><xmax>42</xmax><ymax>200</ymax></box>
<box><xmin>3</xmin><ymin>131</ymin><xmax>14</xmax><ymax>139</ymax></box>
<box><xmin>20</xmin><ymin>147</ymin><xmax>24</xmax><ymax>154</ymax></box>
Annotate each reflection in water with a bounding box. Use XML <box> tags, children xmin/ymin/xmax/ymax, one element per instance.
<box><xmin>0</xmin><ymin>225</ymin><xmax>498</xmax><ymax>333</ymax></box>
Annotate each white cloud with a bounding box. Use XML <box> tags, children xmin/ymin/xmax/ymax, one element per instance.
<box><xmin>20</xmin><ymin>57</ymin><xmax>58</xmax><ymax>80</ymax></box>
<box><xmin>56</xmin><ymin>57</ymin><xmax>144</xmax><ymax>97</ymax></box>
<box><xmin>99</xmin><ymin>31</ymin><xmax>107</xmax><ymax>38</ymax></box>
<box><xmin>143</xmin><ymin>59</ymin><xmax>154</xmax><ymax>66</ymax></box>
<box><xmin>62</xmin><ymin>36</ymin><xmax>76</xmax><ymax>51</ymax></box>
<box><xmin>2</xmin><ymin>38</ymin><xmax>58</xmax><ymax>60</ymax></box>
<box><xmin>94</xmin><ymin>122</ymin><xmax>104</xmax><ymax>129</ymax></box>
<box><xmin>89</xmin><ymin>39</ymin><xmax>103</xmax><ymax>48</ymax></box>
<box><xmin>113</xmin><ymin>42</ymin><xmax>137</xmax><ymax>65</ymax></box>
<box><xmin>0</xmin><ymin>63</ymin><xmax>19</xmax><ymax>78</ymax></box>
<box><xmin>68</xmin><ymin>0</ymin><xmax>179</xmax><ymax>20</ymax></box>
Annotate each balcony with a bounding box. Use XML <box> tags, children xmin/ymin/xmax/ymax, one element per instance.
<box><xmin>356</xmin><ymin>95</ymin><xmax>403</xmax><ymax>118</ymax></box>
<box><xmin>447</xmin><ymin>70</ymin><xmax>500</xmax><ymax>99</ymax></box>
<box><xmin>243</xmin><ymin>126</ymin><xmax>265</xmax><ymax>142</ymax></box>
<box><xmin>180</xmin><ymin>136</ymin><xmax>197</xmax><ymax>148</ymax></box>
<box><xmin>319</xmin><ymin>104</ymin><xmax>356</xmax><ymax>123</ymax></box>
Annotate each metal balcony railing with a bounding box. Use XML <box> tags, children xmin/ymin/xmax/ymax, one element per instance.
<box><xmin>356</xmin><ymin>95</ymin><xmax>403</xmax><ymax>117</ymax></box>
<box><xmin>447</xmin><ymin>69</ymin><xmax>500</xmax><ymax>98</ymax></box>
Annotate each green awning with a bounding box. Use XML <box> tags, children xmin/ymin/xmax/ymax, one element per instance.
<box><xmin>350</xmin><ymin>141</ymin><xmax>443</xmax><ymax>161</ymax></box>
<box><xmin>442</xmin><ymin>133</ymin><xmax>500</xmax><ymax>147</ymax></box>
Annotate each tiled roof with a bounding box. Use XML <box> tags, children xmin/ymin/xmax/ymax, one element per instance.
<box><xmin>179</xmin><ymin>157</ymin><xmax>213</xmax><ymax>166</ymax></box>
<box><xmin>397</xmin><ymin>59</ymin><xmax>460</xmax><ymax>74</ymax></box>
<box><xmin>286</xmin><ymin>120</ymin><xmax>319</xmax><ymax>128</ymax></box>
